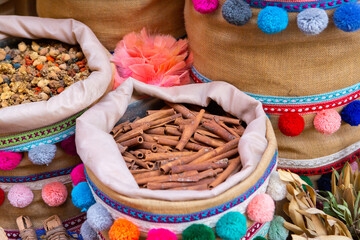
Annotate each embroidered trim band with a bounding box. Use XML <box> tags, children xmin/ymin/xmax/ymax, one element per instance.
<box><xmin>0</xmin><ymin>110</ymin><xmax>84</xmax><ymax>151</ymax></box>
<box><xmin>86</xmin><ymin>151</ymin><xmax>277</xmax><ymax>224</ymax></box>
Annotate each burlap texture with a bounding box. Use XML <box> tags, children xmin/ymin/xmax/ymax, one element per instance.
<box><xmin>36</xmin><ymin>0</ymin><xmax>187</xmax><ymax>50</ymax></box>
<box><xmin>184</xmin><ymin>0</ymin><xmax>360</xmax><ymax>163</ymax></box>
<box><xmin>86</xmin><ymin>118</ymin><xmax>275</xmax><ymax>214</ymax></box>
<box><xmin>0</xmin><ymin>183</ymin><xmax>81</xmax><ymax>230</ymax></box>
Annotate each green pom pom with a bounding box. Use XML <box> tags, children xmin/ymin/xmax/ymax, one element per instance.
<box><xmin>268</xmin><ymin>216</ymin><xmax>289</xmax><ymax>240</ymax></box>
<box><xmin>300</xmin><ymin>175</ymin><xmax>313</xmax><ymax>191</ymax></box>
<box><xmin>216</xmin><ymin>212</ymin><xmax>247</xmax><ymax>240</ymax></box>
<box><xmin>254</xmin><ymin>237</ymin><xmax>267</xmax><ymax>240</ymax></box>
<box><xmin>183</xmin><ymin>224</ymin><xmax>215</xmax><ymax>240</ymax></box>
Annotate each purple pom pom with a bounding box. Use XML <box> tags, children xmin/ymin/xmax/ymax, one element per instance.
<box><xmin>60</xmin><ymin>135</ymin><xmax>77</xmax><ymax>156</ymax></box>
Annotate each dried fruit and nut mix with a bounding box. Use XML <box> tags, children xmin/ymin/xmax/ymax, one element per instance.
<box><xmin>0</xmin><ymin>40</ymin><xmax>91</xmax><ymax>108</ymax></box>
<box><xmin>111</xmin><ymin>101</ymin><xmax>245</xmax><ymax>191</ymax></box>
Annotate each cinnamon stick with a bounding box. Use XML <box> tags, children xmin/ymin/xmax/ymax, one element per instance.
<box><xmin>138</xmin><ymin>142</ymin><xmax>159</xmax><ymax>152</ymax></box>
<box><xmin>191</xmin><ymin>111</ymin><xmax>240</xmax><ymax>125</ymax></box>
<box><xmin>150</xmin><ymin>134</ymin><xmax>180</xmax><ymax>141</ymax></box>
<box><xmin>197</xmin><ymin>168</ymin><xmax>223</xmax><ymax>180</ymax></box>
<box><xmin>191</xmin><ymin>138</ymin><xmax>239</xmax><ymax>164</ymax></box>
<box><xmin>165</xmin><ymin>126</ymin><xmax>182</xmax><ymax>136</ymax></box>
<box><xmin>202</xmin><ymin>120</ymin><xmax>236</xmax><ymax>142</ymax></box>
<box><xmin>145</xmin><ymin>127</ymin><xmax>165</xmax><ymax>135</ymax></box>
<box><xmin>115</xmin><ymin>123</ymin><xmax>150</xmax><ymax>142</ymax></box>
<box><xmin>174</xmin><ymin>118</ymin><xmax>193</xmax><ymax>126</ymax></box>
<box><xmin>155</xmin><ymin>137</ymin><xmax>205</xmax><ymax>151</ymax></box>
<box><xmin>150</xmin><ymin>113</ymin><xmax>182</xmax><ymax>128</ymax></box>
<box><xmin>209</xmin><ymin>156</ymin><xmax>241</xmax><ymax>189</ymax></box>
<box><xmin>165</xmin><ymin>102</ymin><xmax>195</xmax><ymax>119</ymax></box>
<box><xmin>171</xmin><ymin>159</ymin><xmax>229</xmax><ymax>174</ymax></box>
<box><xmin>142</xmin><ymin>133</ymin><xmax>156</xmax><ymax>142</ymax></box>
<box><xmin>136</xmin><ymin>170</ymin><xmax>199</xmax><ymax>185</ymax></box>
<box><xmin>129</xmin><ymin>150</ymin><xmax>144</xmax><ymax>159</ymax></box>
<box><xmin>112</xmin><ymin>120</ymin><xmax>130</xmax><ymax>137</ymax></box>
<box><xmin>205</xmin><ymin>148</ymin><xmax>239</xmax><ymax>163</ymax></box>
<box><xmin>176</xmin><ymin>109</ymin><xmax>205</xmax><ymax>150</ymax></box>
<box><xmin>133</xmin><ymin>170</ymin><xmax>162</xmax><ymax>181</ymax></box>
<box><xmin>118</xmin><ymin>136</ymin><xmax>144</xmax><ymax>147</ymax></box>
<box><xmin>146</xmin><ymin>177</ymin><xmax>215</xmax><ymax>190</ymax></box>
<box><xmin>160</xmin><ymin>147</ymin><xmax>211</xmax><ymax>173</ymax></box>
<box><xmin>193</xmin><ymin>132</ymin><xmax>226</xmax><ymax>148</ymax></box>
<box><xmin>144</xmin><ymin>151</ymin><xmax>195</xmax><ymax>161</ymax></box>
<box><xmin>216</xmin><ymin>120</ymin><xmax>240</xmax><ymax>138</ymax></box>
<box><xmin>137</xmin><ymin>108</ymin><xmax>175</xmax><ymax>124</ymax></box>
<box><xmin>196</xmin><ymin>129</ymin><xmax>222</xmax><ymax>139</ymax></box>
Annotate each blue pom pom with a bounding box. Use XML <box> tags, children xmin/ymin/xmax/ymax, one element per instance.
<box><xmin>13</xmin><ymin>63</ymin><xmax>21</xmax><ymax>69</ymax></box>
<box><xmin>317</xmin><ymin>173</ymin><xmax>332</xmax><ymax>192</ymax></box>
<box><xmin>297</xmin><ymin>8</ymin><xmax>328</xmax><ymax>35</ymax></box>
<box><xmin>257</xmin><ymin>7</ymin><xmax>288</xmax><ymax>34</ymax></box>
<box><xmin>222</xmin><ymin>0</ymin><xmax>252</xmax><ymax>26</ymax></box>
<box><xmin>341</xmin><ymin>100</ymin><xmax>360</xmax><ymax>126</ymax></box>
<box><xmin>80</xmin><ymin>220</ymin><xmax>98</xmax><ymax>240</ymax></box>
<box><xmin>216</xmin><ymin>212</ymin><xmax>247</xmax><ymax>240</ymax></box>
<box><xmin>28</xmin><ymin>144</ymin><xmax>57</xmax><ymax>165</ymax></box>
<box><xmin>333</xmin><ymin>3</ymin><xmax>360</xmax><ymax>32</ymax></box>
<box><xmin>71</xmin><ymin>182</ymin><xmax>95</xmax><ymax>211</ymax></box>
<box><xmin>268</xmin><ymin>216</ymin><xmax>289</xmax><ymax>240</ymax></box>
<box><xmin>5</xmin><ymin>55</ymin><xmax>11</xmax><ymax>60</ymax></box>
<box><xmin>87</xmin><ymin>203</ymin><xmax>113</xmax><ymax>231</ymax></box>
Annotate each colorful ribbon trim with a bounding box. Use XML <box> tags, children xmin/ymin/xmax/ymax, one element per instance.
<box><xmin>0</xmin><ymin>165</ymin><xmax>76</xmax><ymax>183</ymax></box>
<box><xmin>0</xmin><ymin>110</ymin><xmax>84</xmax><ymax>151</ymax></box>
<box><xmin>190</xmin><ymin>67</ymin><xmax>360</xmax><ymax>115</ymax></box>
<box><xmin>86</xmin><ymin>151</ymin><xmax>277</xmax><ymax>224</ymax></box>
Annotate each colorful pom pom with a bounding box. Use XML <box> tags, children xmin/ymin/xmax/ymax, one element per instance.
<box><xmin>333</xmin><ymin>3</ymin><xmax>360</xmax><ymax>32</ymax></box>
<box><xmin>266</xmin><ymin>171</ymin><xmax>287</xmax><ymax>201</ymax></box>
<box><xmin>0</xmin><ymin>187</ymin><xmax>4</xmax><ymax>207</ymax></box>
<box><xmin>257</xmin><ymin>7</ymin><xmax>288</xmax><ymax>34</ymax></box>
<box><xmin>28</xmin><ymin>144</ymin><xmax>57</xmax><ymax>165</ymax></box>
<box><xmin>60</xmin><ymin>135</ymin><xmax>77</xmax><ymax>156</ymax></box>
<box><xmin>317</xmin><ymin>173</ymin><xmax>332</xmax><ymax>192</ymax></box>
<box><xmin>192</xmin><ymin>0</ymin><xmax>219</xmax><ymax>14</ymax></box>
<box><xmin>297</xmin><ymin>8</ymin><xmax>328</xmax><ymax>35</ymax></box>
<box><xmin>222</xmin><ymin>0</ymin><xmax>252</xmax><ymax>26</ymax></box>
<box><xmin>147</xmin><ymin>228</ymin><xmax>177</xmax><ymax>240</ymax></box>
<box><xmin>87</xmin><ymin>203</ymin><xmax>113</xmax><ymax>232</ymax></box>
<box><xmin>0</xmin><ymin>151</ymin><xmax>22</xmax><ymax>171</ymax></box>
<box><xmin>109</xmin><ymin>219</ymin><xmax>139</xmax><ymax>240</ymax></box>
<box><xmin>350</xmin><ymin>161</ymin><xmax>358</xmax><ymax>173</ymax></box>
<box><xmin>7</xmin><ymin>184</ymin><xmax>33</xmax><ymax>208</ymax></box>
<box><xmin>71</xmin><ymin>163</ymin><xmax>86</xmax><ymax>186</ymax></box>
<box><xmin>314</xmin><ymin>109</ymin><xmax>341</xmax><ymax>135</ymax></box>
<box><xmin>183</xmin><ymin>224</ymin><xmax>215</xmax><ymax>240</ymax></box>
<box><xmin>278</xmin><ymin>113</ymin><xmax>305</xmax><ymax>137</ymax></box>
<box><xmin>341</xmin><ymin>100</ymin><xmax>360</xmax><ymax>126</ymax></box>
<box><xmin>215</xmin><ymin>212</ymin><xmax>247</xmax><ymax>240</ymax></box>
<box><xmin>41</xmin><ymin>182</ymin><xmax>68</xmax><ymax>207</ymax></box>
<box><xmin>268</xmin><ymin>216</ymin><xmax>289</xmax><ymax>240</ymax></box>
<box><xmin>71</xmin><ymin>182</ymin><xmax>95</xmax><ymax>211</ymax></box>
<box><xmin>247</xmin><ymin>193</ymin><xmax>275</xmax><ymax>223</ymax></box>
<box><xmin>80</xmin><ymin>221</ymin><xmax>98</xmax><ymax>240</ymax></box>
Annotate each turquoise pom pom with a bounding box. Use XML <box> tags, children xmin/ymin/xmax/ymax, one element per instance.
<box><xmin>268</xmin><ymin>216</ymin><xmax>289</xmax><ymax>240</ymax></box>
<box><xmin>183</xmin><ymin>224</ymin><xmax>215</xmax><ymax>240</ymax></box>
<box><xmin>215</xmin><ymin>212</ymin><xmax>247</xmax><ymax>240</ymax></box>
<box><xmin>257</xmin><ymin>7</ymin><xmax>288</xmax><ymax>34</ymax></box>
<box><xmin>71</xmin><ymin>182</ymin><xmax>95</xmax><ymax>211</ymax></box>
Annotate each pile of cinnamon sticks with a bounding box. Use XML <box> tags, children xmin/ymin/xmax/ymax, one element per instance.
<box><xmin>111</xmin><ymin>101</ymin><xmax>245</xmax><ymax>191</ymax></box>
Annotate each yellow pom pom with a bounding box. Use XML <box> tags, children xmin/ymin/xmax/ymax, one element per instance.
<box><xmin>109</xmin><ymin>219</ymin><xmax>140</xmax><ymax>240</ymax></box>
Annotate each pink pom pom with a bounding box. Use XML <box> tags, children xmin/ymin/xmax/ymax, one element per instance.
<box><xmin>192</xmin><ymin>0</ymin><xmax>219</xmax><ymax>14</ymax></box>
<box><xmin>313</xmin><ymin>109</ymin><xmax>341</xmax><ymax>135</ymax></box>
<box><xmin>60</xmin><ymin>135</ymin><xmax>77</xmax><ymax>156</ymax></box>
<box><xmin>42</xmin><ymin>182</ymin><xmax>68</xmax><ymax>207</ymax></box>
<box><xmin>147</xmin><ymin>228</ymin><xmax>177</xmax><ymax>240</ymax></box>
<box><xmin>350</xmin><ymin>161</ymin><xmax>358</xmax><ymax>173</ymax></box>
<box><xmin>247</xmin><ymin>193</ymin><xmax>275</xmax><ymax>223</ymax></box>
<box><xmin>71</xmin><ymin>163</ymin><xmax>86</xmax><ymax>186</ymax></box>
<box><xmin>0</xmin><ymin>151</ymin><xmax>22</xmax><ymax>171</ymax></box>
<box><xmin>8</xmin><ymin>184</ymin><xmax>33</xmax><ymax>208</ymax></box>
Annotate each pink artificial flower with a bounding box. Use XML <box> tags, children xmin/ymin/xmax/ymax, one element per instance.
<box><xmin>111</xmin><ymin>28</ymin><xmax>193</xmax><ymax>89</ymax></box>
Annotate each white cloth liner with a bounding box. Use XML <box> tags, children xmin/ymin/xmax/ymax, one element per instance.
<box><xmin>0</xmin><ymin>16</ymin><xmax>112</xmax><ymax>133</ymax></box>
<box><xmin>76</xmin><ymin>78</ymin><xmax>268</xmax><ymax>201</ymax></box>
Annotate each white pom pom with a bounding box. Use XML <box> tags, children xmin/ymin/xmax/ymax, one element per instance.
<box><xmin>266</xmin><ymin>171</ymin><xmax>287</xmax><ymax>201</ymax></box>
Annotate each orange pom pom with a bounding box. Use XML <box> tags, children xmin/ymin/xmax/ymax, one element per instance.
<box><xmin>109</xmin><ymin>219</ymin><xmax>140</xmax><ymax>240</ymax></box>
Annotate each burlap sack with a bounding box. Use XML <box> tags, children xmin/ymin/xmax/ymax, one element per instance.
<box><xmin>185</xmin><ymin>0</ymin><xmax>360</xmax><ymax>176</ymax></box>
<box><xmin>36</xmin><ymin>0</ymin><xmax>187</xmax><ymax>50</ymax></box>
<box><xmin>0</xmin><ymin>16</ymin><xmax>111</xmax><ymax>237</ymax></box>
<box><xmin>76</xmin><ymin>78</ymin><xmax>277</xmax><ymax>235</ymax></box>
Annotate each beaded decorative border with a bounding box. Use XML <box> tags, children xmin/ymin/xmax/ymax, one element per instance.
<box><xmin>0</xmin><ymin>110</ymin><xmax>84</xmax><ymax>151</ymax></box>
<box><xmin>190</xmin><ymin>67</ymin><xmax>359</xmax><ymax>115</ymax></box>
<box><xmin>0</xmin><ymin>165</ymin><xmax>76</xmax><ymax>183</ymax></box>
<box><xmin>86</xmin><ymin>151</ymin><xmax>277</xmax><ymax>224</ymax></box>
<box><xmin>245</xmin><ymin>0</ymin><xmax>355</xmax><ymax>12</ymax></box>
<box><xmin>4</xmin><ymin>213</ymin><xmax>86</xmax><ymax>240</ymax></box>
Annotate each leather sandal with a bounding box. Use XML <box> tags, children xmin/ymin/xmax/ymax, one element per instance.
<box><xmin>43</xmin><ymin>215</ymin><xmax>69</xmax><ymax>240</ymax></box>
<box><xmin>16</xmin><ymin>216</ymin><xmax>37</xmax><ymax>240</ymax></box>
<box><xmin>0</xmin><ymin>226</ymin><xmax>8</xmax><ymax>240</ymax></box>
